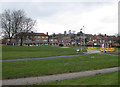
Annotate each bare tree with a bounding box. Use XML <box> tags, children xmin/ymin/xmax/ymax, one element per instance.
<box><xmin>1</xmin><ymin>9</ymin><xmax>36</xmax><ymax>46</ymax></box>
<box><xmin>1</xmin><ymin>10</ymin><xmax>24</xmax><ymax>44</ymax></box>
<box><xmin>16</xmin><ymin>18</ymin><xmax>36</xmax><ymax>46</ymax></box>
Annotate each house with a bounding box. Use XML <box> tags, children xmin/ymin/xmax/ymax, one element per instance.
<box><xmin>2</xmin><ymin>32</ymin><xmax>49</xmax><ymax>46</ymax></box>
<box><xmin>49</xmin><ymin>36</ymin><xmax>59</xmax><ymax>46</ymax></box>
<box><xmin>23</xmin><ymin>33</ymin><xmax>49</xmax><ymax>46</ymax></box>
<box><xmin>87</xmin><ymin>34</ymin><xmax>118</xmax><ymax>47</ymax></box>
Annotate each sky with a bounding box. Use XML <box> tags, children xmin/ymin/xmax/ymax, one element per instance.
<box><xmin>0</xmin><ymin>0</ymin><xmax>119</xmax><ymax>35</ymax></box>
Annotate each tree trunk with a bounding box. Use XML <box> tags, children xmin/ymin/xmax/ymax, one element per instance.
<box><xmin>9</xmin><ymin>38</ymin><xmax>12</xmax><ymax>45</ymax></box>
<box><xmin>20</xmin><ymin>38</ymin><xmax>23</xmax><ymax>46</ymax></box>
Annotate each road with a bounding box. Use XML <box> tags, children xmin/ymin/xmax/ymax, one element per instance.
<box><xmin>1</xmin><ymin>49</ymin><xmax>101</xmax><ymax>62</ymax></box>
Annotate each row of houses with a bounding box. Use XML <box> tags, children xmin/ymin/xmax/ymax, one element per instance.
<box><xmin>1</xmin><ymin>31</ymin><xmax>119</xmax><ymax>47</ymax></box>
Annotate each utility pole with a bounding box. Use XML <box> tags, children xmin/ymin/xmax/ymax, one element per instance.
<box><xmin>83</xmin><ymin>26</ymin><xmax>85</xmax><ymax>49</ymax></box>
<box><xmin>80</xmin><ymin>28</ymin><xmax>82</xmax><ymax>52</ymax></box>
<box><xmin>80</xmin><ymin>26</ymin><xmax>85</xmax><ymax>51</ymax></box>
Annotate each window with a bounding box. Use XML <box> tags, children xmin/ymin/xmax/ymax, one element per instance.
<box><xmin>34</xmin><ymin>36</ymin><xmax>37</xmax><ymax>38</ymax></box>
<box><xmin>46</xmin><ymin>37</ymin><xmax>48</xmax><ymax>38</ymax></box>
<box><xmin>43</xmin><ymin>40</ymin><xmax>47</xmax><ymax>42</ymax></box>
<box><xmin>55</xmin><ymin>39</ymin><xmax>57</xmax><ymax>41</ymax></box>
<box><xmin>42</xmin><ymin>36</ymin><xmax>44</xmax><ymax>38</ymax></box>
<box><xmin>38</xmin><ymin>36</ymin><xmax>40</xmax><ymax>38</ymax></box>
<box><xmin>7</xmin><ymin>39</ymin><xmax>10</xmax><ymax>41</ymax></box>
<box><xmin>35</xmin><ymin>40</ymin><xmax>39</xmax><ymax>42</ymax></box>
<box><xmin>51</xmin><ymin>39</ymin><xmax>53</xmax><ymax>41</ymax></box>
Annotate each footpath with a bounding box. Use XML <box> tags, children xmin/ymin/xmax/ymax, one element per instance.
<box><xmin>2</xmin><ymin>67</ymin><xmax>119</xmax><ymax>85</ymax></box>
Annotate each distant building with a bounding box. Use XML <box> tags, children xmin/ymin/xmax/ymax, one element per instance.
<box><xmin>49</xmin><ymin>36</ymin><xmax>59</xmax><ymax>46</ymax></box>
<box><xmin>23</xmin><ymin>33</ymin><xmax>49</xmax><ymax>46</ymax></box>
<box><xmin>2</xmin><ymin>33</ymin><xmax>49</xmax><ymax>46</ymax></box>
<box><xmin>87</xmin><ymin>35</ymin><xmax>119</xmax><ymax>47</ymax></box>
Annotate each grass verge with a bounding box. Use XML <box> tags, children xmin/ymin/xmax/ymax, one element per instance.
<box><xmin>2</xmin><ymin>54</ymin><xmax>118</xmax><ymax>79</ymax></box>
<box><xmin>40</xmin><ymin>71</ymin><xmax>118</xmax><ymax>85</ymax></box>
<box><xmin>2</xmin><ymin>46</ymin><xmax>87</xmax><ymax>60</ymax></box>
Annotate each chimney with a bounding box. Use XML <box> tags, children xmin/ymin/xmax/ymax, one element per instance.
<box><xmin>46</xmin><ymin>32</ymin><xmax>48</xmax><ymax>35</ymax></box>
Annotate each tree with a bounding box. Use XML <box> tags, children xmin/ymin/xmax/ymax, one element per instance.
<box><xmin>52</xmin><ymin>33</ymin><xmax>56</xmax><ymax>37</ymax></box>
<box><xmin>1</xmin><ymin>9</ymin><xmax>36</xmax><ymax>46</ymax></box>
<box><xmin>15</xmin><ymin>18</ymin><xmax>36</xmax><ymax>46</ymax></box>
<box><xmin>64</xmin><ymin>31</ymin><xmax>67</xmax><ymax>35</ymax></box>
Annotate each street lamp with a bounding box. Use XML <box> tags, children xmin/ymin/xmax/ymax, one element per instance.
<box><xmin>82</xmin><ymin>26</ymin><xmax>85</xmax><ymax>49</ymax></box>
<box><xmin>80</xmin><ymin>26</ymin><xmax>85</xmax><ymax>51</ymax></box>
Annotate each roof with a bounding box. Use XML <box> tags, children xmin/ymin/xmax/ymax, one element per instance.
<box><xmin>33</xmin><ymin>33</ymin><xmax>48</xmax><ymax>36</ymax></box>
<box><xmin>49</xmin><ymin>36</ymin><xmax>58</xmax><ymax>39</ymax></box>
<box><xmin>17</xmin><ymin>32</ymin><xmax>48</xmax><ymax>36</ymax></box>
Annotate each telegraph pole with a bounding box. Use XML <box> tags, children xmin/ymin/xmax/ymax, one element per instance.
<box><xmin>80</xmin><ymin>26</ymin><xmax>85</xmax><ymax>51</ymax></box>
<box><xmin>80</xmin><ymin>28</ymin><xmax>82</xmax><ymax>52</ymax></box>
<box><xmin>83</xmin><ymin>26</ymin><xmax>85</xmax><ymax>49</ymax></box>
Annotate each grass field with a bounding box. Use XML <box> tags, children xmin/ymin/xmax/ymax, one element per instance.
<box><xmin>2</xmin><ymin>54</ymin><xmax>118</xmax><ymax>79</ymax></box>
<box><xmin>106</xmin><ymin>52</ymin><xmax>118</xmax><ymax>55</ymax></box>
<box><xmin>40</xmin><ymin>71</ymin><xmax>118</xmax><ymax>85</ymax></box>
<box><xmin>2</xmin><ymin>46</ymin><xmax>87</xmax><ymax>60</ymax></box>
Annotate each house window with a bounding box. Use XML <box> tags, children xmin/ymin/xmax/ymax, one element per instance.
<box><xmin>34</xmin><ymin>36</ymin><xmax>37</xmax><ymax>38</ymax></box>
<box><xmin>43</xmin><ymin>40</ymin><xmax>47</xmax><ymax>42</ymax></box>
<box><xmin>35</xmin><ymin>40</ymin><xmax>39</xmax><ymax>42</ymax></box>
<box><xmin>55</xmin><ymin>39</ymin><xmax>57</xmax><ymax>41</ymax></box>
<box><xmin>7</xmin><ymin>39</ymin><xmax>10</xmax><ymax>41</ymax></box>
<box><xmin>46</xmin><ymin>37</ymin><xmax>48</xmax><ymax>38</ymax></box>
<box><xmin>51</xmin><ymin>39</ymin><xmax>53</xmax><ymax>41</ymax></box>
<box><xmin>42</xmin><ymin>36</ymin><xmax>44</xmax><ymax>38</ymax></box>
<box><xmin>38</xmin><ymin>36</ymin><xmax>40</xmax><ymax>38</ymax></box>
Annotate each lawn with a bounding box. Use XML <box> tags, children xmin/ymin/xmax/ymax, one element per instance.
<box><xmin>40</xmin><ymin>71</ymin><xmax>118</xmax><ymax>85</ymax></box>
<box><xmin>2</xmin><ymin>54</ymin><xmax>118</xmax><ymax>79</ymax></box>
<box><xmin>2</xmin><ymin>46</ymin><xmax>87</xmax><ymax>60</ymax></box>
<box><xmin>106</xmin><ymin>52</ymin><xmax>118</xmax><ymax>55</ymax></box>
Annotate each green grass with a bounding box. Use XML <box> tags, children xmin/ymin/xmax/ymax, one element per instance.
<box><xmin>2</xmin><ymin>46</ymin><xmax>87</xmax><ymax>60</ymax></box>
<box><xmin>40</xmin><ymin>71</ymin><xmax>118</xmax><ymax>85</ymax></box>
<box><xmin>106</xmin><ymin>52</ymin><xmax>118</xmax><ymax>55</ymax></box>
<box><xmin>2</xmin><ymin>54</ymin><xmax>118</xmax><ymax>79</ymax></box>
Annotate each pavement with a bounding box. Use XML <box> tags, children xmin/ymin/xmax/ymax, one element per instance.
<box><xmin>1</xmin><ymin>49</ymin><xmax>101</xmax><ymax>62</ymax></box>
<box><xmin>2</xmin><ymin>67</ymin><xmax>119</xmax><ymax>85</ymax></box>
<box><xmin>86</xmin><ymin>49</ymin><xmax>101</xmax><ymax>54</ymax></box>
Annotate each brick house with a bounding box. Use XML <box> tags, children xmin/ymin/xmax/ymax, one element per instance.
<box><xmin>87</xmin><ymin>35</ymin><xmax>118</xmax><ymax>47</ymax></box>
<box><xmin>23</xmin><ymin>33</ymin><xmax>49</xmax><ymax>46</ymax></box>
<box><xmin>49</xmin><ymin>36</ymin><xmax>59</xmax><ymax>46</ymax></box>
<box><xmin>2</xmin><ymin>32</ymin><xmax>49</xmax><ymax>46</ymax></box>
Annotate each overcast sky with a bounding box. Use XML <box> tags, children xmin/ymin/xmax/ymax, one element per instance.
<box><xmin>0</xmin><ymin>0</ymin><xmax>119</xmax><ymax>35</ymax></box>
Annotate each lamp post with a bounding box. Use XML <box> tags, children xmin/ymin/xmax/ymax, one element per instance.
<box><xmin>80</xmin><ymin>28</ymin><xmax>82</xmax><ymax>52</ymax></box>
<box><xmin>80</xmin><ymin>26</ymin><xmax>85</xmax><ymax>51</ymax></box>
<box><xmin>82</xmin><ymin>26</ymin><xmax>85</xmax><ymax>49</ymax></box>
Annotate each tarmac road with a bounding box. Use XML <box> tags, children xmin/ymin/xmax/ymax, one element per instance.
<box><xmin>1</xmin><ymin>49</ymin><xmax>101</xmax><ymax>62</ymax></box>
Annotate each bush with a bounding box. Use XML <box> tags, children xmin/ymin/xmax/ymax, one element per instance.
<box><xmin>59</xmin><ymin>44</ymin><xmax>63</xmax><ymax>47</ymax></box>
